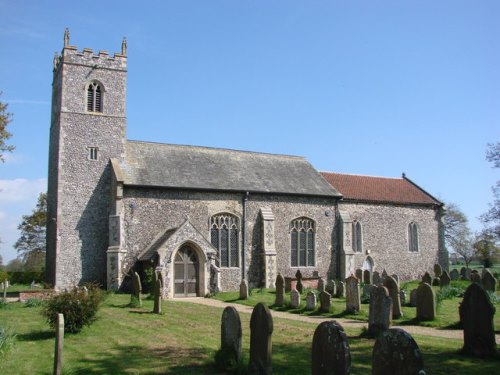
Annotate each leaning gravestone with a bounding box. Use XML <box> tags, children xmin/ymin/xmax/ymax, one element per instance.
<box><xmin>459</xmin><ymin>283</ymin><xmax>496</xmax><ymax>357</ymax></box>
<box><xmin>409</xmin><ymin>289</ymin><xmax>418</xmax><ymax>307</ymax></box>
<box><xmin>434</xmin><ymin>263</ymin><xmax>442</xmax><ymax>278</ymax></box>
<box><xmin>422</xmin><ymin>272</ymin><xmax>432</xmax><ymax>285</ymax></box>
<box><xmin>450</xmin><ymin>268</ymin><xmax>459</xmax><ymax>281</ymax></box>
<box><xmin>290</xmin><ymin>288</ymin><xmax>301</xmax><ymax>308</ymax></box>
<box><xmin>326</xmin><ymin>280</ymin><xmax>336</xmax><ymax>296</ymax></box>
<box><xmin>132</xmin><ymin>271</ymin><xmax>142</xmax><ymax>306</ymax></box>
<box><xmin>481</xmin><ymin>270</ymin><xmax>497</xmax><ymax>292</ymax></box>
<box><xmin>345</xmin><ymin>275</ymin><xmax>360</xmax><ymax>313</ymax></box>
<box><xmin>440</xmin><ymin>271</ymin><xmax>451</xmax><ymax>288</ymax></box>
<box><xmin>249</xmin><ymin>303</ymin><xmax>273</xmax><ymax>375</ymax></box>
<box><xmin>295</xmin><ymin>269</ymin><xmax>304</xmax><ymax>294</ymax></box>
<box><xmin>355</xmin><ymin>268</ymin><xmax>363</xmax><ymax>280</ymax></box>
<box><xmin>312</xmin><ymin>321</ymin><xmax>351</xmax><ymax>375</ymax></box>
<box><xmin>383</xmin><ymin>276</ymin><xmax>402</xmax><ymax>319</ymax></box>
<box><xmin>240</xmin><ymin>279</ymin><xmax>249</xmax><ymax>300</ymax></box>
<box><xmin>470</xmin><ymin>271</ymin><xmax>481</xmax><ymax>283</ymax></box>
<box><xmin>336</xmin><ymin>281</ymin><xmax>345</xmax><ymax>298</ymax></box>
<box><xmin>220</xmin><ymin>306</ymin><xmax>242</xmax><ymax>367</ymax></box>
<box><xmin>318</xmin><ymin>277</ymin><xmax>325</xmax><ymax>293</ymax></box>
<box><xmin>306</xmin><ymin>291</ymin><xmax>317</xmax><ymax>310</ymax></box>
<box><xmin>372</xmin><ymin>271</ymin><xmax>381</xmax><ymax>285</ymax></box>
<box><xmin>363</xmin><ymin>269</ymin><xmax>372</xmax><ymax>284</ymax></box>
<box><xmin>275</xmin><ymin>273</ymin><xmax>285</xmax><ymax>307</ymax></box>
<box><xmin>372</xmin><ymin>328</ymin><xmax>425</xmax><ymax>375</ymax></box>
<box><xmin>368</xmin><ymin>285</ymin><xmax>393</xmax><ymax>337</ymax></box>
<box><xmin>416</xmin><ymin>282</ymin><xmax>435</xmax><ymax>321</ymax></box>
<box><xmin>319</xmin><ymin>290</ymin><xmax>332</xmax><ymax>312</ymax></box>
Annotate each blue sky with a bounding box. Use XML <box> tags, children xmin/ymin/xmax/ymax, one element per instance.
<box><xmin>0</xmin><ymin>1</ymin><xmax>499</xmax><ymax>263</ymax></box>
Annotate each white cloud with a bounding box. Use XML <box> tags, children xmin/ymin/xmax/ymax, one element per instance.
<box><xmin>0</xmin><ymin>178</ymin><xmax>46</xmax><ymax>203</ymax></box>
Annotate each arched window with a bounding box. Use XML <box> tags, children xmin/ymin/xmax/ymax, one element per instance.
<box><xmin>87</xmin><ymin>82</ymin><xmax>103</xmax><ymax>113</ymax></box>
<box><xmin>290</xmin><ymin>217</ymin><xmax>315</xmax><ymax>267</ymax></box>
<box><xmin>408</xmin><ymin>222</ymin><xmax>419</xmax><ymax>252</ymax></box>
<box><xmin>210</xmin><ymin>213</ymin><xmax>239</xmax><ymax>268</ymax></box>
<box><xmin>352</xmin><ymin>220</ymin><xmax>363</xmax><ymax>252</ymax></box>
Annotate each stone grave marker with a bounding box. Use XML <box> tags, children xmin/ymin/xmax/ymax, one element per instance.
<box><xmin>368</xmin><ymin>285</ymin><xmax>393</xmax><ymax>337</ymax></box>
<box><xmin>355</xmin><ymin>268</ymin><xmax>363</xmax><ymax>280</ymax></box>
<box><xmin>153</xmin><ymin>277</ymin><xmax>162</xmax><ymax>314</ymax></box>
<box><xmin>326</xmin><ymin>279</ymin><xmax>336</xmax><ymax>296</ymax></box>
<box><xmin>470</xmin><ymin>271</ymin><xmax>481</xmax><ymax>283</ymax></box>
<box><xmin>459</xmin><ymin>283</ymin><xmax>496</xmax><ymax>357</ymax></box>
<box><xmin>306</xmin><ymin>291</ymin><xmax>317</xmax><ymax>310</ymax></box>
<box><xmin>311</xmin><ymin>320</ymin><xmax>351</xmax><ymax>375</ymax></box>
<box><xmin>465</xmin><ymin>268</ymin><xmax>472</xmax><ymax>281</ymax></box>
<box><xmin>432</xmin><ymin>277</ymin><xmax>440</xmax><ymax>286</ymax></box>
<box><xmin>249</xmin><ymin>303</ymin><xmax>273</xmax><ymax>375</ymax></box>
<box><xmin>220</xmin><ymin>306</ymin><xmax>242</xmax><ymax>367</ymax></box>
<box><xmin>416</xmin><ymin>282</ymin><xmax>435</xmax><ymax>321</ymax></box>
<box><xmin>409</xmin><ymin>289</ymin><xmax>417</xmax><ymax>307</ymax></box>
<box><xmin>363</xmin><ymin>284</ymin><xmax>374</xmax><ymax>301</ymax></box>
<box><xmin>290</xmin><ymin>288</ymin><xmax>301</xmax><ymax>308</ymax></box>
<box><xmin>383</xmin><ymin>275</ymin><xmax>402</xmax><ymax>319</ymax></box>
<box><xmin>132</xmin><ymin>271</ymin><xmax>142</xmax><ymax>306</ymax></box>
<box><xmin>422</xmin><ymin>272</ymin><xmax>432</xmax><ymax>285</ymax></box>
<box><xmin>450</xmin><ymin>269</ymin><xmax>459</xmax><ymax>280</ymax></box>
<box><xmin>440</xmin><ymin>271</ymin><xmax>451</xmax><ymax>288</ymax></box>
<box><xmin>433</xmin><ymin>263</ymin><xmax>442</xmax><ymax>278</ymax></box>
<box><xmin>372</xmin><ymin>271</ymin><xmax>381</xmax><ymax>285</ymax></box>
<box><xmin>391</xmin><ymin>274</ymin><xmax>399</xmax><ymax>285</ymax></box>
<box><xmin>363</xmin><ymin>269</ymin><xmax>372</xmax><ymax>284</ymax></box>
<box><xmin>274</xmin><ymin>273</ymin><xmax>285</xmax><ymax>307</ymax></box>
<box><xmin>319</xmin><ymin>291</ymin><xmax>332</xmax><ymax>312</ymax></box>
<box><xmin>381</xmin><ymin>269</ymin><xmax>388</xmax><ymax>281</ymax></box>
<box><xmin>399</xmin><ymin>290</ymin><xmax>406</xmax><ymax>306</ymax></box>
<box><xmin>345</xmin><ymin>275</ymin><xmax>360</xmax><ymax>313</ymax></box>
<box><xmin>481</xmin><ymin>270</ymin><xmax>497</xmax><ymax>292</ymax></box>
<box><xmin>295</xmin><ymin>269</ymin><xmax>304</xmax><ymax>294</ymax></box>
<box><xmin>317</xmin><ymin>277</ymin><xmax>325</xmax><ymax>293</ymax></box>
<box><xmin>336</xmin><ymin>281</ymin><xmax>345</xmax><ymax>298</ymax></box>
<box><xmin>240</xmin><ymin>279</ymin><xmax>249</xmax><ymax>300</ymax></box>
<box><xmin>54</xmin><ymin>313</ymin><xmax>64</xmax><ymax>375</ymax></box>
<box><xmin>460</xmin><ymin>267</ymin><xmax>467</xmax><ymax>280</ymax></box>
<box><xmin>372</xmin><ymin>328</ymin><xmax>425</xmax><ymax>375</ymax></box>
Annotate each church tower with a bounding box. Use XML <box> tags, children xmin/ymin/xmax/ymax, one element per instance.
<box><xmin>46</xmin><ymin>29</ymin><xmax>127</xmax><ymax>289</ymax></box>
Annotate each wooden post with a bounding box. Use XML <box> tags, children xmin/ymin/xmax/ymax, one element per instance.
<box><xmin>54</xmin><ymin>313</ymin><xmax>64</xmax><ymax>375</ymax></box>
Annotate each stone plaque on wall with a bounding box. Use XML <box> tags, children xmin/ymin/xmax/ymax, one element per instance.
<box><xmin>108</xmin><ymin>215</ymin><xmax>122</xmax><ymax>247</ymax></box>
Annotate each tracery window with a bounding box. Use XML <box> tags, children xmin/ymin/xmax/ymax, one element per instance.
<box><xmin>87</xmin><ymin>82</ymin><xmax>103</xmax><ymax>113</ymax></box>
<box><xmin>210</xmin><ymin>213</ymin><xmax>239</xmax><ymax>267</ymax></box>
<box><xmin>408</xmin><ymin>222</ymin><xmax>419</xmax><ymax>252</ymax></box>
<box><xmin>290</xmin><ymin>217</ymin><xmax>315</xmax><ymax>267</ymax></box>
<box><xmin>352</xmin><ymin>220</ymin><xmax>363</xmax><ymax>252</ymax></box>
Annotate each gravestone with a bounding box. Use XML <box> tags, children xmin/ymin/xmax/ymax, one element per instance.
<box><xmin>355</xmin><ymin>268</ymin><xmax>363</xmax><ymax>280</ymax></box>
<box><xmin>450</xmin><ymin>269</ymin><xmax>459</xmax><ymax>280</ymax></box>
<box><xmin>306</xmin><ymin>291</ymin><xmax>317</xmax><ymax>310</ymax></box>
<box><xmin>363</xmin><ymin>269</ymin><xmax>372</xmax><ymax>284</ymax></box>
<box><xmin>465</xmin><ymin>268</ymin><xmax>471</xmax><ymax>281</ymax></box>
<box><xmin>336</xmin><ymin>281</ymin><xmax>345</xmax><ymax>298</ymax></box>
<box><xmin>391</xmin><ymin>274</ymin><xmax>399</xmax><ymax>285</ymax></box>
<box><xmin>318</xmin><ymin>277</ymin><xmax>325</xmax><ymax>293</ymax></box>
<box><xmin>383</xmin><ymin>276</ymin><xmax>402</xmax><ymax>319</ymax></box>
<box><xmin>326</xmin><ymin>280</ymin><xmax>336</xmax><ymax>296</ymax></box>
<box><xmin>381</xmin><ymin>269</ymin><xmax>388</xmax><ymax>281</ymax></box>
<box><xmin>153</xmin><ymin>277</ymin><xmax>162</xmax><ymax>314</ymax></box>
<box><xmin>432</xmin><ymin>277</ymin><xmax>440</xmax><ymax>286</ymax></box>
<box><xmin>470</xmin><ymin>271</ymin><xmax>481</xmax><ymax>283</ymax></box>
<box><xmin>434</xmin><ymin>263</ymin><xmax>442</xmax><ymax>278</ymax></box>
<box><xmin>345</xmin><ymin>275</ymin><xmax>360</xmax><ymax>313</ymax></box>
<box><xmin>132</xmin><ymin>272</ymin><xmax>142</xmax><ymax>306</ymax></box>
<box><xmin>249</xmin><ymin>303</ymin><xmax>273</xmax><ymax>375</ymax></box>
<box><xmin>422</xmin><ymin>272</ymin><xmax>432</xmax><ymax>285</ymax></box>
<box><xmin>220</xmin><ymin>306</ymin><xmax>242</xmax><ymax>367</ymax></box>
<box><xmin>372</xmin><ymin>271</ymin><xmax>381</xmax><ymax>285</ymax></box>
<box><xmin>409</xmin><ymin>289</ymin><xmax>418</xmax><ymax>307</ymax></box>
<box><xmin>274</xmin><ymin>273</ymin><xmax>285</xmax><ymax>307</ymax></box>
<box><xmin>481</xmin><ymin>270</ymin><xmax>497</xmax><ymax>292</ymax></box>
<box><xmin>399</xmin><ymin>290</ymin><xmax>406</xmax><ymax>306</ymax></box>
<box><xmin>372</xmin><ymin>328</ymin><xmax>425</xmax><ymax>375</ymax></box>
<box><xmin>416</xmin><ymin>282</ymin><xmax>435</xmax><ymax>321</ymax></box>
<box><xmin>363</xmin><ymin>284</ymin><xmax>374</xmax><ymax>301</ymax></box>
<box><xmin>295</xmin><ymin>269</ymin><xmax>304</xmax><ymax>294</ymax></box>
<box><xmin>319</xmin><ymin>291</ymin><xmax>332</xmax><ymax>312</ymax></box>
<box><xmin>290</xmin><ymin>288</ymin><xmax>301</xmax><ymax>308</ymax></box>
<box><xmin>2</xmin><ymin>281</ymin><xmax>8</xmax><ymax>303</ymax></box>
<box><xmin>440</xmin><ymin>271</ymin><xmax>451</xmax><ymax>288</ymax></box>
<box><xmin>311</xmin><ymin>320</ymin><xmax>351</xmax><ymax>375</ymax></box>
<box><xmin>368</xmin><ymin>285</ymin><xmax>393</xmax><ymax>337</ymax></box>
<box><xmin>460</xmin><ymin>267</ymin><xmax>467</xmax><ymax>280</ymax></box>
<box><xmin>240</xmin><ymin>279</ymin><xmax>249</xmax><ymax>300</ymax></box>
<box><xmin>54</xmin><ymin>313</ymin><xmax>64</xmax><ymax>375</ymax></box>
<box><xmin>459</xmin><ymin>283</ymin><xmax>496</xmax><ymax>357</ymax></box>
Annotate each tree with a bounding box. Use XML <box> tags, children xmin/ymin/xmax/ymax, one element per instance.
<box><xmin>481</xmin><ymin>142</ymin><xmax>500</xmax><ymax>240</ymax></box>
<box><xmin>474</xmin><ymin>230</ymin><xmax>499</xmax><ymax>268</ymax></box>
<box><xmin>443</xmin><ymin>202</ymin><xmax>475</xmax><ymax>267</ymax></box>
<box><xmin>0</xmin><ymin>92</ymin><xmax>15</xmax><ymax>162</ymax></box>
<box><xmin>14</xmin><ymin>192</ymin><xmax>47</xmax><ymax>271</ymax></box>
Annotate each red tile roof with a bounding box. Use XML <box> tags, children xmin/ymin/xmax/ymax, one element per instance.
<box><xmin>320</xmin><ymin>172</ymin><xmax>442</xmax><ymax>206</ymax></box>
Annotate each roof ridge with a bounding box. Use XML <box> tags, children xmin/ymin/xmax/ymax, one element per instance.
<box><xmin>320</xmin><ymin>171</ymin><xmax>403</xmax><ymax>180</ymax></box>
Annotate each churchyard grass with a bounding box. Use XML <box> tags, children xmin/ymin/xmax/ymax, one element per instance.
<box><xmin>0</xmin><ymin>293</ymin><xmax>498</xmax><ymax>374</ymax></box>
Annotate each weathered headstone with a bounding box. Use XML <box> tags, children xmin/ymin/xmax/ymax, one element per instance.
<box><xmin>434</xmin><ymin>263</ymin><xmax>442</xmax><ymax>278</ymax></box>
<box><xmin>317</xmin><ymin>277</ymin><xmax>325</xmax><ymax>293</ymax></box>
<box><xmin>53</xmin><ymin>313</ymin><xmax>64</xmax><ymax>375</ymax></box>
<box><xmin>306</xmin><ymin>291</ymin><xmax>317</xmax><ymax>310</ymax></box>
<box><xmin>132</xmin><ymin>271</ymin><xmax>142</xmax><ymax>306</ymax></box>
<box><xmin>440</xmin><ymin>271</ymin><xmax>451</xmax><ymax>288</ymax></box>
<box><xmin>372</xmin><ymin>271</ymin><xmax>381</xmax><ymax>285</ymax></box>
<box><xmin>465</xmin><ymin>268</ymin><xmax>472</xmax><ymax>281</ymax></box>
<box><xmin>249</xmin><ymin>303</ymin><xmax>273</xmax><ymax>375</ymax></box>
<box><xmin>432</xmin><ymin>277</ymin><xmax>440</xmax><ymax>286</ymax></box>
<box><xmin>422</xmin><ymin>272</ymin><xmax>432</xmax><ymax>285</ymax></box>
<box><xmin>383</xmin><ymin>276</ymin><xmax>402</xmax><ymax>319</ymax></box>
<box><xmin>481</xmin><ymin>270</ymin><xmax>497</xmax><ymax>292</ymax></box>
<box><xmin>220</xmin><ymin>306</ymin><xmax>242</xmax><ymax>367</ymax></box>
<box><xmin>391</xmin><ymin>274</ymin><xmax>399</xmax><ymax>285</ymax></box>
<box><xmin>399</xmin><ymin>290</ymin><xmax>406</xmax><ymax>306</ymax></box>
<box><xmin>363</xmin><ymin>269</ymin><xmax>372</xmax><ymax>284</ymax></box>
<box><xmin>416</xmin><ymin>282</ymin><xmax>435</xmax><ymax>321</ymax></box>
<box><xmin>381</xmin><ymin>269</ymin><xmax>388</xmax><ymax>281</ymax></box>
<box><xmin>2</xmin><ymin>281</ymin><xmax>7</xmax><ymax>303</ymax></box>
<box><xmin>295</xmin><ymin>269</ymin><xmax>303</xmax><ymax>294</ymax></box>
<box><xmin>470</xmin><ymin>271</ymin><xmax>481</xmax><ymax>283</ymax></box>
<box><xmin>372</xmin><ymin>328</ymin><xmax>425</xmax><ymax>375</ymax></box>
<box><xmin>450</xmin><ymin>269</ymin><xmax>459</xmax><ymax>280</ymax></box>
<box><xmin>345</xmin><ymin>275</ymin><xmax>360</xmax><ymax>313</ymax></box>
<box><xmin>355</xmin><ymin>268</ymin><xmax>363</xmax><ymax>280</ymax></box>
<box><xmin>319</xmin><ymin>291</ymin><xmax>332</xmax><ymax>312</ymax></box>
<box><xmin>153</xmin><ymin>277</ymin><xmax>162</xmax><ymax>314</ymax></box>
<box><xmin>409</xmin><ymin>289</ymin><xmax>417</xmax><ymax>307</ymax></box>
<box><xmin>368</xmin><ymin>285</ymin><xmax>393</xmax><ymax>337</ymax></box>
<box><xmin>311</xmin><ymin>321</ymin><xmax>351</xmax><ymax>375</ymax></box>
<box><xmin>290</xmin><ymin>288</ymin><xmax>301</xmax><ymax>308</ymax></box>
<box><xmin>326</xmin><ymin>279</ymin><xmax>336</xmax><ymax>296</ymax></box>
<box><xmin>459</xmin><ymin>282</ymin><xmax>496</xmax><ymax>357</ymax></box>
<box><xmin>240</xmin><ymin>279</ymin><xmax>249</xmax><ymax>300</ymax></box>
<box><xmin>459</xmin><ymin>267</ymin><xmax>467</xmax><ymax>280</ymax></box>
<box><xmin>274</xmin><ymin>273</ymin><xmax>285</xmax><ymax>307</ymax></box>
<box><xmin>336</xmin><ymin>281</ymin><xmax>345</xmax><ymax>298</ymax></box>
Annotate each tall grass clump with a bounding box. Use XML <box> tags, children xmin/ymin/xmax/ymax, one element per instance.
<box><xmin>0</xmin><ymin>326</ymin><xmax>16</xmax><ymax>355</ymax></box>
<box><xmin>42</xmin><ymin>283</ymin><xmax>104</xmax><ymax>333</ymax></box>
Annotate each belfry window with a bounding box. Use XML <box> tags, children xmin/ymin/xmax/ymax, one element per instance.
<box><xmin>408</xmin><ymin>222</ymin><xmax>419</xmax><ymax>252</ymax></box>
<box><xmin>290</xmin><ymin>217</ymin><xmax>315</xmax><ymax>267</ymax></box>
<box><xmin>88</xmin><ymin>147</ymin><xmax>98</xmax><ymax>160</ymax></box>
<box><xmin>210</xmin><ymin>214</ymin><xmax>239</xmax><ymax>268</ymax></box>
<box><xmin>352</xmin><ymin>221</ymin><xmax>363</xmax><ymax>252</ymax></box>
<box><xmin>87</xmin><ymin>82</ymin><xmax>102</xmax><ymax>113</ymax></box>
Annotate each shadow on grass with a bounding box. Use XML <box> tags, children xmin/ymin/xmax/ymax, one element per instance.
<box><xmin>16</xmin><ymin>330</ymin><xmax>54</xmax><ymax>341</ymax></box>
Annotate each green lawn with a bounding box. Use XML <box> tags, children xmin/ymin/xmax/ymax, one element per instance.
<box><xmin>0</xmin><ymin>293</ymin><xmax>498</xmax><ymax>374</ymax></box>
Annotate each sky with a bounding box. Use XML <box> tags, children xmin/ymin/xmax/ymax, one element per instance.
<box><xmin>0</xmin><ymin>1</ymin><xmax>499</xmax><ymax>263</ymax></box>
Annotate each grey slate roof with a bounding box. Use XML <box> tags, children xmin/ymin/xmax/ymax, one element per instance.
<box><xmin>120</xmin><ymin>141</ymin><xmax>341</xmax><ymax>197</ymax></box>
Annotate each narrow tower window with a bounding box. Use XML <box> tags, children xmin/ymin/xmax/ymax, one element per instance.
<box><xmin>87</xmin><ymin>82</ymin><xmax>103</xmax><ymax>113</ymax></box>
<box><xmin>88</xmin><ymin>147</ymin><xmax>98</xmax><ymax>160</ymax></box>
<box><xmin>352</xmin><ymin>221</ymin><xmax>363</xmax><ymax>252</ymax></box>
<box><xmin>408</xmin><ymin>222</ymin><xmax>419</xmax><ymax>252</ymax></box>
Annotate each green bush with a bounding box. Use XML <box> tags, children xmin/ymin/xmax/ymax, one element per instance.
<box><xmin>436</xmin><ymin>286</ymin><xmax>464</xmax><ymax>310</ymax></box>
<box><xmin>41</xmin><ymin>284</ymin><xmax>104</xmax><ymax>333</ymax></box>
<box><xmin>0</xmin><ymin>326</ymin><xmax>16</xmax><ymax>355</ymax></box>
<box><xmin>24</xmin><ymin>298</ymin><xmax>43</xmax><ymax>308</ymax></box>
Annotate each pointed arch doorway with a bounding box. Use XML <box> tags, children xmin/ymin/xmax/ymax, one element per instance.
<box><xmin>174</xmin><ymin>245</ymin><xmax>199</xmax><ymax>297</ymax></box>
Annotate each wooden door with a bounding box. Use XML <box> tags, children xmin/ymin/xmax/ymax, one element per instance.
<box><xmin>174</xmin><ymin>246</ymin><xmax>199</xmax><ymax>297</ymax></box>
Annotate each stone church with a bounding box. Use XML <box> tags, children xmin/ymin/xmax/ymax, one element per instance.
<box><xmin>46</xmin><ymin>31</ymin><xmax>448</xmax><ymax>297</ymax></box>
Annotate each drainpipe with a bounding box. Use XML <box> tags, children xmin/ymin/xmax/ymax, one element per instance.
<box><xmin>242</xmin><ymin>192</ymin><xmax>249</xmax><ymax>280</ymax></box>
